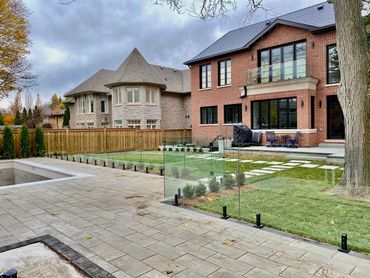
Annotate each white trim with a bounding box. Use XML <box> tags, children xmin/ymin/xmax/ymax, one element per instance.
<box><xmin>324</xmin><ymin>83</ymin><xmax>340</xmax><ymax>87</ymax></box>
<box><xmin>252</xmin><ymin>129</ymin><xmax>317</xmax><ymax>134</ymax></box>
<box><xmin>198</xmin><ymin>88</ymin><xmax>212</xmax><ymax>91</ymax></box>
<box><xmin>217</xmin><ymin>84</ymin><xmax>232</xmax><ymax>89</ymax></box>
<box><xmin>199</xmin><ymin>124</ymin><xmax>219</xmax><ymax>127</ymax></box>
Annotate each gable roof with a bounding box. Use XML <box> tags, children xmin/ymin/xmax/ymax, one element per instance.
<box><xmin>152</xmin><ymin>65</ymin><xmax>190</xmax><ymax>94</ymax></box>
<box><xmin>105</xmin><ymin>48</ymin><xmax>166</xmax><ymax>88</ymax></box>
<box><xmin>64</xmin><ymin>69</ymin><xmax>113</xmax><ymax>97</ymax></box>
<box><xmin>184</xmin><ymin>2</ymin><xmax>335</xmax><ymax>65</ymax></box>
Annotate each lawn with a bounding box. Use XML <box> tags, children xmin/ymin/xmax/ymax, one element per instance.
<box><xmin>195</xmin><ymin>167</ymin><xmax>370</xmax><ymax>254</ymax></box>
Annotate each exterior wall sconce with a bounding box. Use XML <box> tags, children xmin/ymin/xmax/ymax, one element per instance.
<box><xmin>301</xmin><ymin>100</ymin><xmax>304</xmax><ymax>108</ymax></box>
<box><xmin>245</xmin><ymin>104</ymin><xmax>248</xmax><ymax>111</ymax></box>
<box><xmin>311</xmin><ymin>41</ymin><xmax>315</xmax><ymax>48</ymax></box>
<box><xmin>319</xmin><ymin>100</ymin><xmax>322</xmax><ymax>108</ymax></box>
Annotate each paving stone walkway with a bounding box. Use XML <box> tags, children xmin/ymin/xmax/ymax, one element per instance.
<box><xmin>0</xmin><ymin>158</ymin><xmax>368</xmax><ymax>278</ymax></box>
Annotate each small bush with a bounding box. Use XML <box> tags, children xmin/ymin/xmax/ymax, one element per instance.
<box><xmin>171</xmin><ymin>166</ymin><xmax>179</xmax><ymax>177</ymax></box>
<box><xmin>208</xmin><ymin>177</ymin><xmax>220</xmax><ymax>193</ymax></box>
<box><xmin>158</xmin><ymin>147</ymin><xmax>161</xmax><ymax>151</ymax></box>
<box><xmin>34</xmin><ymin>126</ymin><xmax>45</xmax><ymax>157</ymax></box>
<box><xmin>148</xmin><ymin>164</ymin><xmax>154</xmax><ymax>170</ymax></box>
<box><xmin>175</xmin><ymin>148</ymin><xmax>179</xmax><ymax>152</ymax></box>
<box><xmin>180</xmin><ymin>147</ymin><xmax>185</xmax><ymax>152</ymax></box>
<box><xmin>192</xmin><ymin>148</ymin><xmax>197</xmax><ymax>153</ymax></box>
<box><xmin>194</xmin><ymin>182</ymin><xmax>207</xmax><ymax>197</ymax></box>
<box><xmin>163</xmin><ymin>147</ymin><xmax>167</xmax><ymax>151</ymax></box>
<box><xmin>169</xmin><ymin>147</ymin><xmax>173</xmax><ymax>151</ymax></box>
<box><xmin>198</xmin><ymin>147</ymin><xmax>203</xmax><ymax>153</ymax></box>
<box><xmin>19</xmin><ymin>124</ymin><xmax>31</xmax><ymax>158</ymax></box>
<box><xmin>236</xmin><ymin>173</ymin><xmax>246</xmax><ymax>186</ymax></box>
<box><xmin>138</xmin><ymin>163</ymin><xmax>145</xmax><ymax>170</ymax></box>
<box><xmin>42</xmin><ymin>122</ymin><xmax>52</xmax><ymax>129</ymax></box>
<box><xmin>126</xmin><ymin>162</ymin><xmax>133</xmax><ymax>169</ymax></box>
<box><xmin>181</xmin><ymin>167</ymin><xmax>190</xmax><ymax>177</ymax></box>
<box><xmin>183</xmin><ymin>184</ymin><xmax>195</xmax><ymax>199</ymax></box>
<box><xmin>186</xmin><ymin>147</ymin><xmax>191</xmax><ymax>152</ymax></box>
<box><xmin>223</xmin><ymin>174</ymin><xmax>235</xmax><ymax>189</ymax></box>
<box><xmin>1</xmin><ymin>126</ymin><xmax>15</xmax><ymax>159</ymax></box>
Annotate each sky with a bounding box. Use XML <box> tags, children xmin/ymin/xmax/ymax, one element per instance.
<box><xmin>0</xmin><ymin>0</ymin><xmax>323</xmax><ymax>109</ymax></box>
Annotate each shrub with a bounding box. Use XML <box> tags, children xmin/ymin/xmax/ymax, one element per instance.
<box><xmin>181</xmin><ymin>167</ymin><xmax>190</xmax><ymax>177</ymax></box>
<box><xmin>171</xmin><ymin>166</ymin><xmax>179</xmax><ymax>177</ymax></box>
<box><xmin>194</xmin><ymin>182</ymin><xmax>207</xmax><ymax>197</ymax></box>
<box><xmin>192</xmin><ymin>148</ymin><xmax>197</xmax><ymax>153</ymax></box>
<box><xmin>42</xmin><ymin>122</ymin><xmax>52</xmax><ymax>129</ymax></box>
<box><xmin>208</xmin><ymin>177</ymin><xmax>220</xmax><ymax>193</ymax></box>
<box><xmin>180</xmin><ymin>147</ymin><xmax>185</xmax><ymax>152</ymax></box>
<box><xmin>163</xmin><ymin>147</ymin><xmax>167</xmax><ymax>151</ymax></box>
<box><xmin>168</xmin><ymin>147</ymin><xmax>173</xmax><ymax>151</ymax></box>
<box><xmin>186</xmin><ymin>147</ymin><xmax>191</xmax><ymax>152</ymax></box>
<box><xmin>1</xmin><ymin>126</ymin><xmax>15</xmax><ymax>159</ymax></box>
<box><xmin>138</xmin><ymin>163</ymin><xmax>145</xmax><ymax>170</ymax></box>
<box><xmin>223</xmin><ymin>174</ymin><xmax>235</xmax><ymax>189</ymax></box>
<box><xmin>19</xmin><ymin>124</ymin><xmax>31</xmax><ymax>158</ymax></box>
<box><xmin>148</xmin><ymin>164</ymin><xmax>154</xmax><ymax>170</ymax></box>
<box><xmin>158</xmin><ymin>147</ymin><xmax>161</xmax><ymax>151</ymax></box>
<box><xmin>183</xmin><ymin>184</ymin><xmax>195</xmax><ymax>199</ymax></box>
<box><xmin>34</xmin><ymin>126</ymin><xmax>45</xmax><ymax>157</ymax></box>
<box><xmin>175</xmin><ymin>148</ymin><xmax>179</xmax><ymax>152</ymax></box>
<box><xmin>126</xmin><ymin>162</ymin><xmax>133</xmax><ymax>169</ymax></box>
<box><xmin>236</xmin><ymin>173</ymin><xmax>246</xmax><ymax>186</ymax></box>
<box><xmin>198</xmin><ymin>147</ymin><xmax>203</xmax><ymax>153</ymax></box>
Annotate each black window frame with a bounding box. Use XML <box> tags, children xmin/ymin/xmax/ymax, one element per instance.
<box><xmin>257</xmin><ymin>40</ymin><xmax>307</xmax><ymax>83</ymax></box>
<box><xmin>200</xmin><ymin>106</ymin><xmax>218</xmax><ymax>124</ymax></box>
<box><xmin>310</xmin><ymin>96</ymin><xmax>315</xmax><ymax>129</ymax></box>
<box><xmin>218</xmin><ymin>59</ymin><xmax>231</xmax><ymax>86</ymax></box>
<box><xmin>224</xmin><ymin>104</ymin><xmax>242</xmax><ymax>124</ymax></box>
<box><xmin>251</xmin><ymin>97</ymin><xmax>297</xmax><ymax>129</ymax></box>
<box><xmin>199</xmin><ymin>63</ymin><xmax>211</xmax><ymax>89</ymax></box>
<box><xmin>327</xmin><ymin>44</ymin><xmax>340</xmax><ymax>85</ymax></box>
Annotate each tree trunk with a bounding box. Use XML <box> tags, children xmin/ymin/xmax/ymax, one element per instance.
<box><xmin>331</xmin><ymin>0</ymin><xmax>370</xmax><ymax>194</ymax></box>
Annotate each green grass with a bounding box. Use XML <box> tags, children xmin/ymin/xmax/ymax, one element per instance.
<box><xmin>197</xmin><ymin>168</ymin><xmax>370</xmax><ymax>254</ymax></box>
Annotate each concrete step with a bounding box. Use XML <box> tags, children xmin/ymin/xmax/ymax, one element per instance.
<box><xmin>318</xmin><ymin>142</ymin><xmax>345</xmax><ymax>148</ymax></box>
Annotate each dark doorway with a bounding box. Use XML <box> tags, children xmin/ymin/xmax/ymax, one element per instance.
<box><xmin>327</xmin><ymin>95</ymin><xmax>345</xmax><ymax>139</ymax></box>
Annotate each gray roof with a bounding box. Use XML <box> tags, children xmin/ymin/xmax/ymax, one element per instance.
<box><xmin>185</xmin><ymin>2</ymin><xmax>335</xmax><ymax>65</ymax></box>
<box><xmin>152</xmin><ymin>65</ymin><xmax>190</xmax><ymax>94</ymax></box>
<box><xmin>64</xmin><ymin>69</ymin><xmax>114</xmax><ymax>97</ymax></box>
<box><xmin>106</xmin><ymin>48</ymin><xmax>166</xmax><ymax>88</ymax></box>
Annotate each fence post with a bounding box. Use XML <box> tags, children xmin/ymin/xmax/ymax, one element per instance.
<box><xmin>65</xmin><ymin>128</ymin><xmax>69</xmax><ymax>154</ymax></box>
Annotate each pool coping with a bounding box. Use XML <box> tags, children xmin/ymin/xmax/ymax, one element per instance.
<box><xmin>161</xmin><ymin>198</ymin><xmax>370</xmax><ymax>262</ymax></box>
<box><xmin>0</xmin><ymin>160</ymin><xmax>92</xmax><ymax>190</ymax></box>
<box><xmin>0</xmin><ymin>234</ymin><xmax>115</xmax><ymax>278</ymax></box>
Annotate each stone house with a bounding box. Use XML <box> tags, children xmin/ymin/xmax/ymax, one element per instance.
<box><xmin>65</xmin><ymin>48</ymin><xmax>191</xmax><ymax>130</ymax></box>
<box><xmin>185</xmin><ymin>2</ymin><xmax>343</xmax><ymax>147</ymax></box>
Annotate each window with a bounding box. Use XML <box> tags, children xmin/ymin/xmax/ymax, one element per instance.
<box><xmin>200</xmin><ymin>106</ymin><xmax>218</xmax><ymax>124</ymax></box>
<box><xmin>252</xmin><ymin>97</ymin><xmax>297</xmax><ymax>129</ymax></box>
<box><xmin>114</xmin><ymin>120</ymin><xmax>122</xmax><ymax>128</ymax></box>
<box><xmin>200</xmin><ymin>64</ymin><xmax>211</xmax><ymax>89</ymax></box>
<box><xmin>127</xmin><ymin>88</ymin><xmax>140</xmax><ymax>104</ymax></box>
<box><xmin>258</xmin><ymin>41</ymin><xmax>307</xmax><ymax>83</ymax></box>
<box><xmin>146</xmin><ymin>89</ymin><xmax>157</xmax><ymax>105</ymax></box>
<box><xmin>311</xmin><ymin>96</ymin><xmax>315</xmax><ymax>129</ymax></box>
<box><xmin>101</xmin><ymin>97</ymin><xmax>108</xmax><ymax>113</ymax></box>
<box><xmin>113</xmin><ymin>89</ymin><xmax>122</xmax><ymax>105</ymax></box>
<box><xmin>327</xmin><ymin>44</ymin><xmax>340</xmax><ymax>84</ymax></box>
<box><xmin>224</xmin><ymin>104</ymin><xmax>242</xmax><ymax>124</ymax></box>
<box><xmin>101</xmin><ymin>121</ymin><xmax>109</xmax><ymax>128</ymax></box>
<box><xmin>128</xmin><ymin>120</ymin><xmax>141</xmax><ymax>129</ymax></box>
<box><xmin>77</xmin><ymin>95</ymin><xmax>93</xmax><ymax>114</ymax></box>
<box><xmin>87</xmin><ymin>121</ymin><xmax>95</xmax><ymax>128</ymax></box>
<box><xmin>146</xmin><ymin>120</ymin><xmax>157</xmax><ymax>129</ymax></box>
<box><xmin>218</xmin><ymin>59</ymin><xmax>231</xmax><ymax>86</ymax></box>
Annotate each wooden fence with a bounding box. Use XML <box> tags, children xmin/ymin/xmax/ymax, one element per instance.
<box><xmin>0</xmin><ymin>128</ymin><xmax>192</xmax><ymax>156</ymax></box>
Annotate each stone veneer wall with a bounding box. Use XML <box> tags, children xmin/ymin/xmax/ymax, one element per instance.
<box><xmin>160</xmin><ymin>92</ymin><xmax>191</xmax><ymax>129</ymax></box>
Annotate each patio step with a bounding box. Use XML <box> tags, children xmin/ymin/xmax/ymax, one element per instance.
<box><xmin>319</xmin><ymin>142</ymin><xmax>345</xmax><ymax>148</ymax></box>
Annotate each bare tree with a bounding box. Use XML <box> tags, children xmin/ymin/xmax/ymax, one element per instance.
<box><xmin>24</xmin><ymin>90</ymin><xmax>33</xmax><ymax>109</ymax></box>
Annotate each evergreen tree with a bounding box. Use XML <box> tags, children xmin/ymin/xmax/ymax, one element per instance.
<box><xmin>1</xmin><ymin>126</ymin><xmax>15</xmax><ymax>159</ymax></box>
<box><xmin>0</xmin><ymin>113</ymin><xmax>3</xmax><ymax>125</ymax></box>
<box><xmin>34</xmin><ymin>126</ymin><xmax>45</xmax><ymax>157</ymax></box>
<box><xmin>33</xmin><ymin>105</ymin><xmax>43</xmax><ymax>125</ymax></box>
<box><xmin>63</xmin><ymin>105</ymin><xmax>70</xmax><ymax>127</ymax></box>
<box><xmin>14</xmin><ymin>110</ymin><xmax>22</xmax><ymax>125</ymax></box>
<box><xmin>21</xmin><ymin>107</ymin><xmax>27</xmax><ymax>123</ymax></box>
<box><xmin>19</xmin><ymin>124</ymin><xmax>31</xmax><ymax>158</ymax></box>
<box><xmin>27</xmin><ymin>107</ymin><xmax>35</xmax><ymax>128</ymax></box>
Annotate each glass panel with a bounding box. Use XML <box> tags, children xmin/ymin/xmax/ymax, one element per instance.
<box><xmin>279</xmin><ymin>99</ymin><xmax>288</xmax><ymax>129</ymax></box>
<box><xmin>261</xmin><ymin>100</ymin><xmax>269</xmax><ymax>129</ymax></box>
<box><xmin>283</xmin><ymin>45</ymin><xmax>294</xmax><ymax>80</ymax></box>
<box><xmin>328</xmin><ymin>45</ymin><xmax>340</xmax><ymax>84</ymax></box>
<box><xmin>260</xmin><ymin>50</ymin><xmax>270</xmax><ymax>83</ymax></box>
<box><xmin>252</xmin><ymin>102</ymin><xmax>260</xmax><ymax>129</ymax></box>
<box><xmin>296</xmin><ymin>42</ymin><xmax>306</xmax><ymax>78</ymax></box>
<box><xmin>288</xmin><ymin>98</ymin><xmax>297</xmax><ymax>128</ymax></box>
<box><xmin>271</xmin><ymin>48</ymin><xmax>281</xmax><ymax>82</ymax></box>
<box><xmin>270</xmin><ymin>99</ymin><xmax>278</xmax><ymax>129</ymax></box>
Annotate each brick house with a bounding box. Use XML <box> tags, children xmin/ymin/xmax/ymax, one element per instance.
<box><xmin>65</xmin><ymin>48</ymin><xmax>191</xmax><ymax>129</ymax></box>
<box><xmin>185</xmin><ymin>2</ymin><xmax>343</xmax><ymax>147</ymax></box>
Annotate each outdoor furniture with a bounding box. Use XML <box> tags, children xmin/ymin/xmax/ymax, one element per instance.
<box><xmin>286</xmin><ymin>132</ymin><xmax>301</xmax><ymax>148</ymax></box>
<box><xmin>266</xmin><ymin>131</ymin><xmax>279</xmax><ymax>147</ymax></box>
<box><xmin>250</xmin><ymin>131</ymin><xmax>262</xmax><ymax>146</ymax></box>
<box><xmin>231</xmin><ymin>125</ymin><xmax>261</xmax><ymax>147</ymax></box>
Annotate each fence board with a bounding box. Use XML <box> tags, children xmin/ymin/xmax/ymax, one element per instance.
<box><xmin>0</xmin><ymin>128</ymin><xmax>191</xmax><ymax>155</ymax></box>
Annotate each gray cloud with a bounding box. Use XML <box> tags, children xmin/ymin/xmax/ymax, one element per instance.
<box><xmin>0</xmin><ymin>0</ymin><xmax>323</xmax><ymax>107</ymax></box>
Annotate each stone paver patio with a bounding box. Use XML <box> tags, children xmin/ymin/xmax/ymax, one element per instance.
<box><xmin>0</xmin><ymin>158</ymin><xmax>369</xmax><ymax>277</ymax></box>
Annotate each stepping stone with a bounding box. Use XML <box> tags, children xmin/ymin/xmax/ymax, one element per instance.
<box><xmin>252</xmin><ymin>161</ymin><xmax>269</xmax><ymax>164</ymax></box>
<box><xmin>244</xmin><ymin>174</ymin><xmax>253</xmax><ymax>179</ymax></box>
<box><xmin>250</xmin><ymin>169</ymin><xmax>275</xmax><ymax>174</ymax></box>
<box><xmin>319</xmin><ymin>165</ymin><xmax>339</xmax><ymax>170</ymax></box>
<box><xmin>230</xmin><ymin>173</ymin><xmax>236</xmax><ymax>178</ymax></box>
<box><xmin>263</xmin><ymin>167</ymin><xmax>283</xmax><ymax>171</ymax></box>
<box><xmin>225</xmin><ymin>158</ymin><xmax>238</xmax><ymax>162</ymax></box>
<box><xmin>267</xmin><ymin>161</ymin><xmax>284</xmax><ymax>165</ymax></box>
<box><xmin>187</xmin><ymin>155</ymin><xmax>195</xmax><ymax>158</ymax></box>
<box><xmin>283</xmin><ymin>162</ymin><xmax>301</xmax><ymax>166</ymax></box>
<box><xmin>339</xmin><ymin>167</ymin><xmax>344</xmax><ymax>170</ymax></box>
<box><xmin>290</xmin><ymin>160</ymin><xmax>311</xmax><ymax>163</ymax></box>
<box><xmin>216</xmin><ymin>158</ymin><xmax>225</xmax><ymax>161</ymax></box>
<box><xmin>300</xmin><ymin>164</ymin><xmax>319</xmax><ymax>168</ymax></box>
<box><xmin>199</xmin><ymin>178</ymin><xmax>209</xmax><ymax>183</ymax></box>
<box><xmin>270</xmin><ymin>165</ymin><xmax>293</xmax><ymax>169</ymax></box>
<box><xmin>244</xmin><ymin>171</ymin><xmax>264</xmax><ymax>176</ymax></box>
<box><xmin>240</xmin><ymin>160</ymin><xmax>253</xmax><ymax>163</ymax></box>
<box><xmin>203</xmin><ymin>157</ymin><xmax>213</xmax><ymax>160</ymax></box>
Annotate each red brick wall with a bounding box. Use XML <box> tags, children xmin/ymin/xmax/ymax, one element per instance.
<box><xmin>190</xmin><ymin>24</ymin><xmax>339</xmax><ymax>146</ymax></box>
